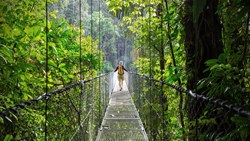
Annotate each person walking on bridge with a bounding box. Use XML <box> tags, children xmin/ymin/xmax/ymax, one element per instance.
<box><xmin>114</xmin><ymin>61</ymin><xmax>127</xmax><ymax>91</ymax></box>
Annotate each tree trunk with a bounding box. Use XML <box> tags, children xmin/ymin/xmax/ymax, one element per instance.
<box><xmin>157</xmin><ymin>3</ymin><xmax>168</xmax><ymax>140</ymax></box>
<box><xmin>184</xmin><ymin>0</ymin><xmax>223</xmax><ymax>91</ymax></box>
<box><xmin>182</xmin><ymin>0</ymin><xmax>223</xmax><ymax>140</ymax></box>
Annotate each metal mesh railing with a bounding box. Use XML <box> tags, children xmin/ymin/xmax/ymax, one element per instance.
<box><xmin>127</xmin><ymin>72</ymin><xmax>250</xmax><ymax>141</ymax></box>
<box><xmin>0</xmin><ymin>73</ymin><xmax>113</xmax><ymax>140</ymax></box>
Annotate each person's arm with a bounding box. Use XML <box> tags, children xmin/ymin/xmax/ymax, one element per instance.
<box><xmin>114</xmin><ymin>66</ymin><xmax>118</xmax><ymax>72</ymax></box>
<box><xmin>122</xmin><ymin>66</ymin><xmax>128</xmax><ymax>72</ymax></box>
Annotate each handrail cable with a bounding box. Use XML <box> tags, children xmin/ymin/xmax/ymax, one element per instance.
<box><xmin>130</xmin><ymin>72</ymin><xmax>250</xmax><ymax>118</ymax></box>
<box><xmin>0</xmin><ymin>74</ymin><xmax>108</xmax><ymax>117</ymax></box>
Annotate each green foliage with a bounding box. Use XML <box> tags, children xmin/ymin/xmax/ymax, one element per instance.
<box><xmin>84</xmin><ymin>11</ymin><xmax>119</xmax><ymax>67</ymax></box>
<box><xmin>105</xmin><ymin>0</ymin><xmax>187</xmax><ymax>140</ymax></box>
<box><xmin>106</xmin><ymin>0</ymin><xmax>249</xmax><ymax>140</ymax></box>
<box><xmin>3</xmin><ymin>135</ymin><xmax>13</xmax><ymax>141</ymax></box>
<box><xmin>1</xmin><ymin>0</ymin><xmax>249</xmax><ymax>140</ymax></box>
<box><xmin>0</xmin><ymin>0</ymin><xmax>48</xmax><ymax>110</ymax></box>
<box><xmin>216</xmin><ymin>115</ymin><xmax>250</xmax><ymax>141</ymax></box>
<box><xmin>131</xmin><ymin>57</ymin><xmax>150</xmax><ymax>75</ymax></box>
<box><xmin>197</xmin><ymin>56</ymin><xmax>248</xmax><ymax>103</ymax></box>
<box><xmin>196</xmin><ymin>0</ymin><xmax>249</xmax><ymax>104</ymax></box>
<box><xmin>103</xmin><ymin>60</ymin><xmax>113</xmax><ymax>72</ymax></box>
<box><xmin>0</xmin><ymin>0</ymin><xmax>102</xmax><ymax>140</ymax></box>
<box><xmin>194</xmin><ymin>0</ymin><xmax>250</xmax><ymax>140</ymax></box>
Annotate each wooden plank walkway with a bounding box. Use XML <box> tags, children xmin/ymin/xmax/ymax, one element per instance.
<box><xmin>96</xmin><ymin>75</ymin><xmax>148</xmax><ymax>141</ymax></box>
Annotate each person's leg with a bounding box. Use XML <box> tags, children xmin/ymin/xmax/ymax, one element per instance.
<box><xmin>120</xmin><ymin>79</ymin><xmax>123</xmax><ymax>91</ymax></box>
<box><xmin>119</xmin><ymin>79</ymin><xmax>122</xmax><ymax>91</ymax></box>
<box><xmin>118</xmin><ymin>74</ymin><xmax>122</xmax><ymax>90</ymax></box>
<box><xmin>120</xmin><ymin>74</ymin><xmax>124</xmax><ymax>91</ymax></box>
<box><xmin>119</xmin><ymin>79</ymin><xmax>121</xmax><ymax>88</ymax></box>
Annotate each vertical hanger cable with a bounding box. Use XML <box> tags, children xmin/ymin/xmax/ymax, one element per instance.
<box><xmin>45</xmin><ymin>0</ymin><xmax>49</xmax><ymax>140</ymax></box>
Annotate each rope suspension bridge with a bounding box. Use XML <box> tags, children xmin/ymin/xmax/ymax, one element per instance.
<box><xmin>0</xmin><ymin>0</ymin><xmax>250</xmax><ymax>141</ymax></box>
<box><xmin>1</xmin><ymin>72</ymin><xmax>250</xmax><ymax>140</ymax></box>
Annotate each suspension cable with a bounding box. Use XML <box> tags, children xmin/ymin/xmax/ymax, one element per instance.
<box><xmin>148</xmin><ymin>0</ymin><xmax>152</xmax><ymax>78</ymax></box>
<box><xmin>90</xmin><ymin>0</ymin><xmax>93</xmax><ymax>77</ymax></box>
<box><xmin>79</xmin><ymin>0</ymin><xmax>83</xmax><ymax>138</ymax></box>
<box><xmin>98</xmin><ymin>0</ymin><xmax>102</xmax><ymax>126</ymax></box>
<box><xmin>90</xmin><ymin>0</ymin><xmax>94</xmax><ymax>139</ymax></box>
<box><xmin>79</xmin><ymin>0</ymin><xmax>82</xmax><ymax>84</ymax></box>
<box><xmin>148</xmin><ymin>0</ymin><xmax>153</xmax><ymax>138</ymax></box>
<box><xmin>124</xmin><ymin>30</ymin><xmax>126</xmax><ymax>63</ymax></box>
<box><xmin>45</xmin><ymin>0</ymin><xmax>49</xmax><ymax>140</ymax></box>
<box><xmin>160</xmin><ymin>1</ymin><xmax>165</xmax><ymax>139</ymax></box>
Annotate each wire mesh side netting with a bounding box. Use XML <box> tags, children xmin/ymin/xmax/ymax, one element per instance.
<box><xmin>127</xmin><ymin>73</ymin><xmax>250</xmax><ymax>141</ymax></box>
<box><xmin>128</xmin><ymin>74</ymin><xmax>168</xmax><ymax>140</ymax></box>
<box><xmin>0</xmin><ymin>73</ymin><xmax>112</xmax><ymax>140</ymax></box>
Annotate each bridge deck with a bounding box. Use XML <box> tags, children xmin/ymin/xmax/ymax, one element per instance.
<box><xmin>96</xmin><ymin>77</ymin><xmax>148</xmax><ymax>141</ymax></box>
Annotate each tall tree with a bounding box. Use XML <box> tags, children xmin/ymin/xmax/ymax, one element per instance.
<box><xmin>183</xmin><ymin>0</ymin><xmax>223</xmax><ymax>91</ymax></box>
<box><xmin>183</xmin><ymin>0</ymin><xmax>250</xmax><ymax>140</ymax></box>
<box><xmin>182</xmin><ymin>0</ymin><xmax>223</xmax><ymax>140</ymax></box>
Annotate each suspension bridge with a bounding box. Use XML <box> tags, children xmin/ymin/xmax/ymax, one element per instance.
<box><xmin>1</xmin><ymin>0</ymin><xmax>250</xmax><ymax>140</ymax></box>
<box><xmin>1</xmin><ymin>71</ymin><xmax>250</xmax><ymax>140</ymax></box>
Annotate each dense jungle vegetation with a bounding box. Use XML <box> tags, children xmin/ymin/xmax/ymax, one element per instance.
<box><xmin>0</xmin><ymin>0</ymin><xmax>249</xmax><ymax>140</ymax></box>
